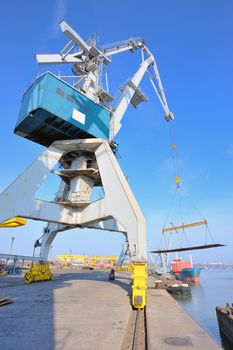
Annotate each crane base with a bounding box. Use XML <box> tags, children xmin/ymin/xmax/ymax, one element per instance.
<box><xmin>25</xmin><ymin>263</ymin><xmax>53</xmax><ymax>284</ymax></box>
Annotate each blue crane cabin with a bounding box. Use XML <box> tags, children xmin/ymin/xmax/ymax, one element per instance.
<box><xmin>14</xmin><ymin>72</ymin><xmax>111</xmax><ymax>147</ymax></box>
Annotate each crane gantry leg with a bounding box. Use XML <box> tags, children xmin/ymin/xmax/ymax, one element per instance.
<box><xmin>0</xmin><ymin>138</ymin><xmax>147</xmax><ymax>306</ymax></box>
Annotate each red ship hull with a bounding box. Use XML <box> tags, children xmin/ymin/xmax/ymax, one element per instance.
<box><xmin>171</xmin><ymin>259</ymin><xmax>201</xmax><ymax>283</ymax></box>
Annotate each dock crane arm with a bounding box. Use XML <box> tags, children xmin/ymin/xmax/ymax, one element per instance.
<box><xmin>110</xmin><ymin>47</ymin><xmax>174</xmax><ymax>140</ymax></box>
<box><xmin>101</xmin><ymin>38</ymin><xmax>145</xmax><ymax>57</ymax></box>
<box><xmin>110</xmin><ymin>54</ymin><xmax>154</xmax><ymax>139</ymax></box>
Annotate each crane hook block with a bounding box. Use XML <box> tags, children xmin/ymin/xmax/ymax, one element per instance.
<box><xmin>175</xmin><ymin>176</ymin><xmax>181</xmax><ymax>185</ymax></box>
<box><xmin>165</xmin><ymin>112</ymin><xmax>174</xmax><ymax>121</ymax></box>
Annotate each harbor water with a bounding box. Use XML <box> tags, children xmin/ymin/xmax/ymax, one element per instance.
<box><xmin>174</xmin><ymin>269</ymin><xmax>233</xmax><ymax>349</ymax></box>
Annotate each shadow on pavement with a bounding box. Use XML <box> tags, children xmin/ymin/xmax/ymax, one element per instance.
<box><xmin>0</xmin><ymin>269</ymin><xmax>132</xmax><ymax>350</ymax></box>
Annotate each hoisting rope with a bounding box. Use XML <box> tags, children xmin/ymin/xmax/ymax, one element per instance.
<box><xmin>167</xmin><ymin>119</ymin><xmax>208</xmax><ymax>223</ymax></box>
<box><xmin>143</xmin><ymin>47</ymin><xmax>218</xmax><ymax>252</ymax></box>
<box><xmin>168</xmin><ymin>120</ymin><xmax>181</xmax><ymax>189</ymax></box>
<box><xmin>160</xmin><ymin>119</ymin><xmax>189</xmax><ymax>247</ymax></box>
<box><xmin>159</xmin><ymin>118</ymin><xmax>215</xmax><ymax>251</ymax></box>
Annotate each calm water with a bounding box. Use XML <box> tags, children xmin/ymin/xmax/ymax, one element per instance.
<box><xmin>174</xmin><ymin>269</ymin><xmax>233</xmax><ymax>349</ymax></box>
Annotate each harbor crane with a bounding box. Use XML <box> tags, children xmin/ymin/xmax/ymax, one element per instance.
<box><xmin>0</xmin><ymin>21</ymin><xmax>173</xmax><ymax>308</ymax></box>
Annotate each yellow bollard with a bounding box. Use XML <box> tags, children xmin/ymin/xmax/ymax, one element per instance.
<box><xmin>25</xmin><ymin>262</ymin><xmax>53</xmax><ymax>283</ymax></box>
<box><xmin>132</xmin><ymin>262</ymin><xmax>147</xmax><ymax>309</ymax></box>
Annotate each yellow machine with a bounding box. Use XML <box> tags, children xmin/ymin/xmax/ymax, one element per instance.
<box><xmin>132</xmin><ymin>262</ymin><xmax>147</xmax><ymax>309</ymax></box>
<box><xmin>24</xmin><ymin>262</ymin><xmax>53</xmax><ymax>283</ymax></box>
<box><xmin>0</xmin><ymin>217</ymin><xmax>52</xmax><ymax>284</ymax></box>
<box><xmin>0</xmin><ymin>217</ymin><xmax>26</xmax><ymax>228</ymax></box>
<box><xmin>89</xmin><ymin>256</ymin><xmax>118</xmax><ymax>269</ymax></box>
<box><xmin>56</xmin><ymin>254</ymin><xmax>87</xmax><ymax>268</ymax></box>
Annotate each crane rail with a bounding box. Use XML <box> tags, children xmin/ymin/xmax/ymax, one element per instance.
<box><xmin>121</xmin><ymin>308</ymin><xmax>147</xmax><ymax>350</ymax></box>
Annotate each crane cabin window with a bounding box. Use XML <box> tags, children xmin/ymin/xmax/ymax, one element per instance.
<box><xmin>56</xmin><ymin>88</ymin><xmax>65</xmax><ymax>96</ymax></box>
<box><xmin>66</xmin><ymin>94</ymin><xmax>75</xmax><ymax>103</ymax></box>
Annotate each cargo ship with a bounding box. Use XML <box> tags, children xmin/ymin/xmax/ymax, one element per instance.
<box><xmin>171</xmin><ymin>256</ymin><xmax>202</xmax><ymax>283</ymax></box>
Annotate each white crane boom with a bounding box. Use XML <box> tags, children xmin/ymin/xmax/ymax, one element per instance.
<box><xmin>60</xmin><ymin>20</ymin><xmax>93</xmax><ymax>56</ymax></box>
<box><xmin>60</xmin><ymin>20</ymin><xmax>110</xmax><ymax>64</ymax></box>
<box><xmin>110</xmin><ymin>55</ymin><xmax>154</xmax><ymax>139</ymax></box>
<box><xmin>35</xmin><ymin>53</ymin><xmax>82</xmax><ymax>65</ymax></box>
<box><xmin>101</xmin><ymin>38</ymin><xmax>145</xmax><ymax>57</ymax></box>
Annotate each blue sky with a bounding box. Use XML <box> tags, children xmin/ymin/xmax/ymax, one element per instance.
<box><xmin>0</xmin><ymin>0</ymin><xmax>233</xmax><ymax>263</ymax></box>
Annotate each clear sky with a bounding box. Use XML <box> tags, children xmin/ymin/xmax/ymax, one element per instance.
<box><xmin>0</xmin><ymin>0</ymin><xmax>233</xmax><ymax>263</ymax></box>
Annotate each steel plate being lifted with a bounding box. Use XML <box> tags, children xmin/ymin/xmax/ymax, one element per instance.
<box><xmin>150</xmin><ymin>243</ymin><xmax>225</xmax><ymax>254</ymax></box>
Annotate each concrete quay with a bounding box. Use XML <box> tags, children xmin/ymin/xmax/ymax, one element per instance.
<box><xmin>146</xmin><ymin>277</ymin><xmax>221</xmax><ymax>350</ymax></box>
<box><xmin>0</xmin><ymin>270</ymin><xmax>222</xmax><ymax>350</ymax></box>
<box><xmin>0</xmin><ymin>269</ymin><xmax>132</xmax><ymax>350</ymax></box>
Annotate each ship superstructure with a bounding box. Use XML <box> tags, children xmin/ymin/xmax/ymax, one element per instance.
<box><xmin>171</xmin><ymin>256</ymin><xmax>202</xmax><ymax>283</ymax></box>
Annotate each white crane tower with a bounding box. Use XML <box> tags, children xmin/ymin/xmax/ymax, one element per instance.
<box><xmin>0</xmin><ymin>21</ymin><xmax>173</xmax><ymax>267</ymax></box>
